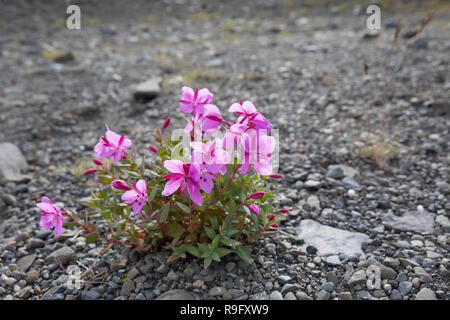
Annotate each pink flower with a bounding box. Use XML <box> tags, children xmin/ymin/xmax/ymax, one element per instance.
<box><xmin>161</xmin><ymin>160</ymin><xmax>203</xmax><ymax>206</ymax></box>
<box><xmin>36</xmin><ymin>197</ymin><xmax>64</xmax><ymax>236</ymax></box>
<box><xmin>191</xmin><ymin>140</ymin><xmax>228</xmax><ymax>175</ymax></box>
<box><xmin>179</xmin><ymin>86</ymin><xmax>213</xmax><ymax>116</ymax></box>
<box><xmin>248</xmin><ymin>204</ymin><xmax>260</xmax><ymax>214</ymax></box>
<box><xmin>112</xmin><ymin>180</ymin><xmax>131</xmax><ymax>191</ymax></box>
<box><xmin>121</xmin><ymin>180</ymin><xmax>148</xmax><ymax>214</ymax></box>
<box><xmin>228</xmin><ymin>100</ymin><xmax>273</xmax><ymax>131</ymax></box>
<box><xmin>94</xmin><ymin>125</ymin><xmax>132</xmax><ymax>162</ymax></box>
<box><xmin>202</xmin><ymin>104</ymin><xmax>222</xmax><ymax>133</ymax></box>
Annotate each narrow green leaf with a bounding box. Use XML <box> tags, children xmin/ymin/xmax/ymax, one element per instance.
<box><xmin>235</xmin><ymin>245</ymin><xmax>252</xmax><ymax>263</ymax></box>
<box><xmin>215</xmin><ymin>247</ymin><xmax>232</xmax><ymax>258</ymax></box>
<box><xmin>185</xmin><ymin>244</ymin><xmax>201</xmax><ymax>257</ymax></box>
<box><xmin>208</xmin><ymin>215</ymin><xmax>218</xmax><ymax>229</ymax></box>
<box><xmin>160</xmin><ymin>203</ymin><xmax>170</xmax><ymax>223</ymax></box>
<box><xmin>148</xmin><ymin>186</ymin><xmax>158</xmax><ymax>202</ymax></box>
<box><xmin>204</xmin><ymin>226</ymin><xmax>216</xmax><ymax>239</ymax></box>
<box><xmin>176</xmin><ymin>202</ymin><xmax>190</xmax><ymax>213</ymax></box>
<box><xmin>166</xmin><ymin>223</ymin><xmax>185</xmax><ymax>239</ymax></box>
<box><xmin>211</xmin><ymin>234</ymin><xmax>220</xmax><ymax>250</ymax></box>
<box><xmin>84</xmin><ymin>232</ymin><xmax>99</xmax><ymax>243</ymax></box>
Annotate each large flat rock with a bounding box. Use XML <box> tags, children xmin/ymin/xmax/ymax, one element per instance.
<box><xmin>295</xmin><ymin>219</ymin><xmax>369</xmax><ymax>259</ymax></box>
<box><xmin>382</xmin><ymin>210</ymin><xmax>435</xmax><ymax>234</ymax></box>
<box><xmin>0</xmin><ymin>142</ymin><xmax>31</xmax><ymax>184</ymax></box>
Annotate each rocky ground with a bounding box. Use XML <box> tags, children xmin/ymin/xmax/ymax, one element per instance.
<box><xmin>0</xmin><ymin>0</ymin><xmax>449</xmax><ymax>300</ymax></box>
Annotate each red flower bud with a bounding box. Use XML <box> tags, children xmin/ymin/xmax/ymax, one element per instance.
<box><xmin>247</xmin><ymin>204</ymin><xmax>260</xmax><ymax>215</ymax></box>
<box><xmin>268</xmin><ymin>214</ymin><xmax>276</xmax><ymax>221</ymax></box>
<box><xmin>270</xmin><ymin>223</ymin><xmax>279</xmax><ymax>228</ymax></box>
<box><xmin>149</xmin><ymin>145</ymin><xmax>158</xmax><ymax>153</ymax></box>
<box><xmin>278</xmin><ymin>208</ymin><xmax>289</xmax><ymax>214</ymax></box>
<box><xmin>111</xmin><ymin>180</ymin><xmax>131</xmax><ymax>191</ymax></box>
<box><xmin>93</xmin><ymin>158</ymin><xmax>104</xmax><ymax>166</ymax></box>
<box><xmin>249</xmin><ymin>191</ymin><xmax>264</xmax><ymax>199</ymax></box>
<box><xmin>269</xmin><ymin>173</ymin><xmax>283</xmax><ymax>179</ymax></box>
<box><xmin>163</xmin><ymin>117</ymin><xmax>171</xmax><ymax>129</ymax></box>
<box><xmin>83</xmin><ymin>168</ymin><xmax>97</xmax><ymax>176</ymax></box>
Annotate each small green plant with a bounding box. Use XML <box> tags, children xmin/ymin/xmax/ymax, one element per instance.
<box><xmin>37</xmin><ymin>86</ymin><xmax>286</xmax><ymax>268</ymax></box>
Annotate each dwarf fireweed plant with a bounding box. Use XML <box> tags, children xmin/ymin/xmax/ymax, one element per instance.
<box><xmin>37</xmin><ymin>86</ymin><xmax>286</xmax><ymax>267</ymax></box>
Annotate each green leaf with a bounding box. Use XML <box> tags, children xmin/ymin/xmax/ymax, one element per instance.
<box><xmin>84</xmin><ymin>232</ymin><xmax>99</xmax><ymax>243</ymax></box>
<box><xmin>160</xmin><ymin>203</ymin><xmax>170</xmax><ymax>223</ymax></box>
<box><xmin>98</xmin><ymin>175</ymin><xmax>113</xmax><ymax>184</ymax></box>
<box><xmin>215</xmin><ymin>247</ymin><xmax>232</xmax><ymax>258</ymax></box>
<box><xmin>204</xmin><ymin>256</ymin><xmax>212</xmax><ymax>268</ymax></box>
<box><xmin>167</xmin><ymin>223</ymin><xmax>185</xmax><ymax>239</ymax></box>
<box><xmin>208</xmin><ymin>215</ymin><xmax>218</xmax><ymax>229</ymax></box>
<box><xmin>144</xmin><ymin>169</ymin><xmax>160</xmax><ymax>177</ymax></box>
<box><xmin>220</xmin><ymin>237</ymin><xmax>241</xmax><ymax>247</ymax></box>
<box><xmin>198</xmin><ymin>242</ymin><xmax>210</xmax><ymax>253</ymax></box>
<box><xmin>101</xmin><ymin>209</ymin><xmax>112</xmax><ymax>220</ymax></box>
<box><xmin>185</xmin><ymin>244</ymin><xmax>201</xmax><ymax>257</ymax></box>
<box><xmin>148</xmin><ymin>186</ymin><xmax>158</xmax><ymax>202</ymax></box>
<box><xmin>176</xmin><ymin>202</ymin><xmax>190</xmax><ymax>213</ymax></box>
<box><xmin>211</xmin><ymin>234</ymin><xmax>220</xmax><ymax>250</ymax></box>
<box><xmin>121</xmin><ymin>169</ymin><xmax>141</xmax><ymax>179</ymax></box>
<box><xmin>211</xmin><ymin>252</ymin><xmax>220</xmax><ymax>262</ymax></box>
<box><xmin>140</xmin><ymin>155</ymin><xmax>145</xmax><ymax>173</ymax></box>
<box><xmin>235</xmin><ymin>245</ymin><xmax>252</xmax><ymax>263</ymax></box>
<box><xmin>204</xmin><ymin>226</ymin><xmax>216</xmax><ymax>239</ymax></box>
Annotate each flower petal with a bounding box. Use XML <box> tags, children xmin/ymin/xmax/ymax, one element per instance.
<box><xmin>161</xmin><ymin>178</ymin><xmax>182</xmax><ymax>196</ymax></box>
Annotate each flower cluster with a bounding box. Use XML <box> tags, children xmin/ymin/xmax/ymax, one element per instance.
<box><xmin>37</xmin><ymin>86</ymin><xmax>286</xmax><ymax>267</ymax></box>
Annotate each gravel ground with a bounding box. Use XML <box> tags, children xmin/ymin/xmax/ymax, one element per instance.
<box><xmin>0</xmin><ymin>0</ymin><xmax>449</xmax><ymax>300</ymax></box>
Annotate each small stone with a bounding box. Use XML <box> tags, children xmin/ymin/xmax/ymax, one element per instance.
<box><xmin>155</xmin><ymin>289</ymin><xmax>200</xmax><ymax>300</ymax></box>
<box><xmin>326</xmin><ymin>165</ymin><xmax>344</xmax><ymax>179</ymax></box>
<box><xmin>325</xmin><ymin>255</ymin><xmax>341</xmax><ymax>266</ymax></box>
<box><xmin>305</xmin><ymin>180</ymin><xmax>322</xmax><ymax>190</ymax></box>
<box><xmin>133</xmin><ymin>78</ymin><xmax>161</xmax><ymax>102</ymax></box>
<box><xmin>296</xmin><ymin>291</ymin><xmax>309</xmax><ymax>300</ymax></box>
<box><xmin>14</xmin><ymin>232</ymin><xmax>30</xmax><ymax>242</ymax></box>
<box><xmin>348</xmin><ymin>270</ymin><xmax>366</xmax><ymax>287</ymax></box>
<box><xmin>320</xmin><ymin>282</ymin><xmax>334</xmax><ymax>293</ymax></box>
<box><xmin>17</xmin><ymin>254</ymin><xmax>36</xmax><ymax>272</ymax></box>
<box><xmin>209</xmin><ymin>287</ymin><xmax>227</xmax><ymax>297</ymax></box>
<box><xmin>46</xmin><ymin>246</ymin><xmax>74</xmax><ymax>265</ymax></box>
<box><xmin>269</xmin><ymin>291</ymin><xmax>283</xmax><ymax>300</ymax></box>
<box><xmin>277</xmin><ymin>275</ymin><xmax>292</xmax><ymax>285</ymax></box>
<box><xmin>306</xmin><ymin>245</ymin><xmax>317</xmax><ymax>255</ymax></box>
<box><xmin>225</xmin><ymin>262</ymin><xmax>236</xmax><ymax>272</ymax></box>
<box><xmin>110</xmin><ymin>255</ymin><xmax>128</xmax><ymax>272</ymax></box>
<box><xmin>156</xmin><ymin>264</ymin><xmax>169</xmax><ymax>273</ymax></box>
<box><xmin>26</xmin><ymin>238</ymin><xmax>45</xmax><ymax>249</ymax></box>
<box><xmin>415</xmin><ymin>288</ymin><xmax>437</xmax><ymax>300</ymax></box>
<box><xmin>390</xmin><ymin>289</ymin><xmax>402</xmax><ymax>300</ymax></box>
<box><xmin>284</xmin><ymin>292</ymin><xmax>297</xmax><ymax>300</ymax></box>
<box><xmin>120</xmin><ymin>280</ymin><xmax>135</xmax><ymax>297</ymax></box>
<box><xmin>338</xmin><ymin>292</ymin><xmax>352</xmax><ymax>300</ymax></box>
<box><xmin>192</xmin><ymin>279</ymin><xmax>204</xmax><ymax>288</ymax></box>
<box><xmin>316</xmin><ymin>290</ymin><xmax>330</xmax><ymax>300</ymax></box>
<box><xmin>26</xmin><ymin>270</ymin><xmax>39</xmax><ymax>284</ymax></box>
<box><xmin>398</xmin><ymin>281</ymin><xmax>412</xmax><ymax>295</ymax></box>
<box><xmin>412</xmin><ymin>278</ymin><xmax>421</xmax><ymax>289</ymax></box>
<box><xmin>414</xmin><ymin>267</ymin><xmax>433</xmax><ymax>283</ymax></box>
<box><xmin>167</xmin><ymin>270</ymin><xmax>178</xmax><ymax>281</ymax></box>
<box><xmin>281</xmin><ymin>284</ymin><xmax>296</xmax><ymax>295</ymax></box>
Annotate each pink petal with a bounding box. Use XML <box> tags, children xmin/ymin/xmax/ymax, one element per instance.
<box><xmin>122</xmin><ymin>190</ymin><xmax>139</xmax><ymax>203</ymax></box>
<box><xmin>228</xmin><ymin>103</ymin><xmax>244</xmax><ymax>113</ymax></box>
<box><xmin>189</xmin><ymin>163</ymin><xmax>200</xmax><ymax>181</ymax></box>
<box><xmin>162</xmin><ymin>178</ymin><xmax>182</xmax><ymax>196</ymax></box>
<box><xmin>164</xmin><ymin>160</ymin><xmax>185</xmax><ymax>174</ymax></box>
<box><xmin>136</xmin><ymin>180</ymin><xmax>147</xmax><ymax>194</ymax></box>
<box><xmin>187</xmin><ymin>180</ymin><xmax>203</xmax><ymax>206</ymax></box>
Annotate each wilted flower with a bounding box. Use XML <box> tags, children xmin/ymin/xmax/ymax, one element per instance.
<box><xmin>36</xmin><ymin>197</ymin><xmax>64</xmax><ymax>236</ymax></box>
<box><xmin>122</xmin><ymin>180</ymin><xmax>148</xmax><ymax>214</ymax></box>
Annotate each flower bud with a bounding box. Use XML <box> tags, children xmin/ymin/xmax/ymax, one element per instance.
<box><xmin>268</xmin><ymin>214</ymin><xmax>276</xmax><ymax>221</ymax></box>
<box><xmin>149</xmin><ymin>145</ymin><xmax>158</xmax><ymax>153</ymax></box>
<box><xmin>83</xmin><ymin>168</ymin><xmax>97</xmax><ymax>176</ymax></box>
<box><xmin>93</xmin><ymin>158</ymin><xmax>104</xmax><ymax>166</ymax></box>
<box><xmin>111</xmin><ymin>180</ymin><xmax>131</xmax><ymax>191</ymax></box>
<box><xmin>270</xmin><ymin>223</ymin><xmax>279</xmax><ymax>228</ymax></box>
<box><xmin>249</xmin><ymin>191</ymin><xmax>264</xmax><ymax>199</ymax></box>
<box><xmin>269</xmin><ymin>173</ymin><xmax>283</xmax><ymax>179</ymax></box>
<box><xmin>277</xmin><ymin>208</ymin><xmax>289</xmax><ymax>214</ymax></box>
<box><xmin>247</xmin><ymin>204</ymin><xmax>260</xmax><ymax>215</ymax></box>
<box><xmin>163</xmin><ymin>117</ymin><xmax>171</xmax><ymax>129</ymax></box>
